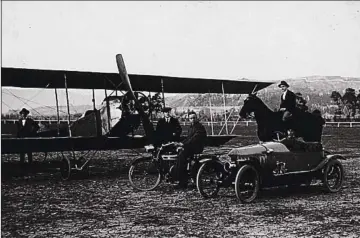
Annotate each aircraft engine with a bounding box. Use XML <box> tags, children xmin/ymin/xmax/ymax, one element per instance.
<box><xmin>100</xmin><ymin>92</ymin><xmax>152</xmax><ymax>137</ymax></box>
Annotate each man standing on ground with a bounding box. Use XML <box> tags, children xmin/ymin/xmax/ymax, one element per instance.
<box><xmin>17</xmin><ymin>108</ymin><xmax>39</xmax><ymax>165</ymax></box>
<box><xmin>154</xmin><ymin>107</ymin><xmax>182</xmax><ymax>147</ymax></box>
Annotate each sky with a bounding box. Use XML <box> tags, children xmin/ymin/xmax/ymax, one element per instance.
<box><xmin>1</xmin><ymin>1</ymin><xmax>360</xmax><ymax>113</ymax></box>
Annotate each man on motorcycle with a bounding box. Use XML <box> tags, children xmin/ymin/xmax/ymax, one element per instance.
<box><xmin>174</xmin><ymin>111</ymin><xmax>207</xmax><ymax>189</ymax></box>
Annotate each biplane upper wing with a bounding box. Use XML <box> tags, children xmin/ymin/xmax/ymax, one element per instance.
<box><xmin>1</xmin><ymin>67</ymin><xmax>273</xmax><ymax>93</ymax></box>
<box><xmin>1</xmin><ymin>57</ymin><xmax>270</xmax><ymax>155</ymax></box>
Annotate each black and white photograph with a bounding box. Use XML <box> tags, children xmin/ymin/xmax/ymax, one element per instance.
<box><xmin>1</xmin><ymin>1</ymin><xmax>360</xmax><ymax>237</ymax></box>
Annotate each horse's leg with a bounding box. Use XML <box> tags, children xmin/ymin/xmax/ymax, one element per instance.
<box><xmin>257</xmin><ymin>124</ymin><xmax>268</xmax><ymax>142</ymax></box>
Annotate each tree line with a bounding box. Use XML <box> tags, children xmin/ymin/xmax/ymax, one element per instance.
<box><xmin>330</xmin><ymin>88</ymin><xmax>360</xmax><ymax>119</ymax></box>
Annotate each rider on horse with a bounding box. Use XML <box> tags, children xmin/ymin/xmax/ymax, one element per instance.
<box><xmin>278</xmin><ymin>81</ymin><xmax>296</xmax><ymax>130</ymax></box>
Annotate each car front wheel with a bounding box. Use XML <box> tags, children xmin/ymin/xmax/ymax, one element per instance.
<box><xmin>323</xmin><ymin>159</ymin><xmax>344</xmax><ymax>193</ymax></box>
<box><xmin>235</xmin><ymin>164</ymin><xmax>259</xmax><ymax>203</ymax></box>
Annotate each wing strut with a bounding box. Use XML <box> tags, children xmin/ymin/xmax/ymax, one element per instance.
<box><xmin>221</xmin><ymin>82</ymin><xmax>229</xmax><ymax>134</ymax></box>
<box><xmin>64</xmin><ymin>74</ymin><xmax>72</xmax><ymax>137</ymax></box>
<box><xmin>208</xmin><ymin>92</ymin><xmax>214</xmax><ymax>136</ymax></box>
<box><xmin>161</xmin><ymin>78</ymin><xmax>166</xmax><ymax>107</ymax></box>
<box><xmin>92</xmin><ymin>89</ymin><xmax>96</xmax><ymax>110</ymax></box>
<box><xmin>54</xmin><ymin>88</ymin><xmax>60</xmax><ymax>136</ymax></box>
<box><xmin>251</xmin><ymin>84</ymin><xmax>258</xmax><ymax>95</ymax></box>
<box><xmin>104</xmin><ymin>80</ymin><xmax>111</xmax><ymax>131</ymax></box>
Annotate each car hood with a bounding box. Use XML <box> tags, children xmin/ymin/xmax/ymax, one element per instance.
<box><xmin>228</xmin><ymin>142</ymin><xmax>289</xmax><ymax>156</ymax></box>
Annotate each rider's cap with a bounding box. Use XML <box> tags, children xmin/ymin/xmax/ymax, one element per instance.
<box><xmin>162</xmin><ymin>107</ymin><xmax>172</xmax><ymax>112</ymax></box>
<box><xmin>278</xmin><ymin>81</ymin><xmax>289</xmax><ymax>88</ymax></box>
<box><xmin>19</xmin><ymin>108</ymin><xmax>30</xmax><ymax>115</ymax></box>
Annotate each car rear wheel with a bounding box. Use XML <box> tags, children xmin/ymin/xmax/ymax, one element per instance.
<box><xmin>128</xmin><ymin>157</ymin><xmax>161</xmax><ymax>191</ymax></box>
<box><xmin>323</xmin><ymin>159</ymin><xmax>344</xmax><ymax>193</ymax></box>
<box><xmin>235</xmin><ymin>164</ymin><xmax>259</xmax><ymax>203</ymax></box>
<box><xmin>196</xmin><ymin>161</ymin><xmax>222</xmax><ymax>198</ymax></box>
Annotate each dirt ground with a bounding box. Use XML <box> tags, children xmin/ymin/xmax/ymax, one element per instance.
<box><xmin>1</xmin><ymin>127</ymin><xmax>360</xmax><ymax>237</ymax></box>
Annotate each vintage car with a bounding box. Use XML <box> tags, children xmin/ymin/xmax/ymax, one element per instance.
<box><xmin>196</xmin><ymin>140</ymin><xmax>344</xmax><ymax>203</ymax></box>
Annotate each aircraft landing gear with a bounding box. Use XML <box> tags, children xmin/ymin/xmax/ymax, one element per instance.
<box><xmin>59</xmin><ymin>150</ymin><xmax>94</xmax><ymax>180</ymax></box>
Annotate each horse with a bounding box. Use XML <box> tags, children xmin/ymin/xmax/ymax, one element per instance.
<box><xmin>239</xmin><ymin>93</ymin><xmax>322</xmax><ymax>142</ymax></box>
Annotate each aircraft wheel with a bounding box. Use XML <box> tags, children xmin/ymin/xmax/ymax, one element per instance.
<box><xmin>323</xmin><ymin>159</ymin><xmax>344</xmax><ymax>193</ymax></box>
<box><xmin>196</xmin><ymin>161</ymin><xmax>222</xmax><ymax>198</ymax></box>
<box><xmin>128</xmin><ymin>156</ymin><xmax>161</xmax><ymax>191</ymax></box>
<box><xmin>60</xmin><ymin>156</ymin><xmax>72</xmax><ymax>181</ymax></box>
<box><xmin>235</xmin><ymin>164</ymin><xmax>259</xmax><ymax>203</ymax></box>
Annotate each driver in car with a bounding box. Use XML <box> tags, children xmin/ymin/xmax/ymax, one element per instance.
<box><xmin>174</xmin><ymin>111</ymin><xmax>207</xmax><ymax>189</ymax></box>
<box><xmin>280</xmin><ymin>129</ymin><xmax>305</xmax><ymax>151</ymax></box>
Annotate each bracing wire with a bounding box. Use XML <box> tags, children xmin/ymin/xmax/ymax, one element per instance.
<box><xmin>19</xmin><ymin>83</ymin><xmax>50</xmax><ymax>109</ymax></box>
<box><xmin>2</xmin><ymin>90</ymin><xmax>68</xmax><ymax>115</ymax></box>
<box><xmin>1</xmin><ymin>101</ymin><xmax>14</xmax><ymax>113</ymax></box>
<box><xmin>3</xmin><ymin>89</ymin><xmax>44</xmax><ymax>117</ymax></box>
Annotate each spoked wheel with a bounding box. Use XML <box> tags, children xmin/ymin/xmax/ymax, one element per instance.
<box><xmin>128</xmin><ymin>157</ymin><xmax>161</xmax><ymax>191</ymax></box>
<box><xmin>59</xmin><ymin>150</ymin><xmax>93</xmax><ymax>180</ymax></box>
<box><xmin>189</xmin><ymin>161</ymin><xmax>201</xmax><ymax>184</ymax></box>
<box><xmin>60</xmin><ymin>155</ymin><xmax>72</xmax><ymax>181</ymax></box>
<box><xmin>323</xmin><ymin>159</ymin><xmax>344</xmax><ymax>193</ymax></box>
<box><xmin>235</xmin><ymin>164</ymin><xmax>260</xmax><ymax>203</ymax></box>
<box><xmin>196</xmin><ymin>161</ymin><xmax>222</xmax><ymax>198</ymax></box>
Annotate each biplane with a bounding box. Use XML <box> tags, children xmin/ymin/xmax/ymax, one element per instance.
<box><xmin>1</xmin><ymin>54</ymin><xmax>272</xmax><ymax>179</ymax></box>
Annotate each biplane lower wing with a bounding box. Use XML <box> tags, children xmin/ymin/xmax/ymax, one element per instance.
<box><xmin>1</xmin><ymin>135</ymin><xmax>236</xmax><ymax>154</ymax></box>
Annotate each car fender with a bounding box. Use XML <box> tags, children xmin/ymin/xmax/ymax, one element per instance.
<box><xmin>325</xmin><ymin>154</ymin><xmax>346</xmax><ymax>161</ymax></box>
<box><xmin>199</xmin><ymin>156</ymin><xmax>221</xmax><ymax>164</ymax></box>
<box><xmin>312</xmin><ymin>154</ymin><xmax>345</xmax><ymax>171</ymax></box>
<box><xmin>234</xmin><ymin>154</ymin><xmax>264</xmax><ymax>167</ymax></box>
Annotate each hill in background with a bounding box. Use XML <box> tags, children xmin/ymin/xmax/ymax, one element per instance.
<box><xmin>2</xmin><ymin>76</ymin><xmax>359</xmax><ymax>117</ymax></box>
<box><xmin>167</xmin><ymin>76</ymin><xmax>360</xmax><ymax>111</ymax></box>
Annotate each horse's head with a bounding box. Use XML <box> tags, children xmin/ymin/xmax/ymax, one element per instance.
<box><xmin>239</xmin><ymin>93</ymin><xmax>260</xmax><ymax>119</ymax></box>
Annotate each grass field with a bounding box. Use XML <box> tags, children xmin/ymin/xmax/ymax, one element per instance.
<box><xmin>1</xmin><ymin>126</ymin><xmax>359</xmax><ymax>237</ymax></box>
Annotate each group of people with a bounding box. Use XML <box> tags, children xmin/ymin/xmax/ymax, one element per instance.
<box><xmin>14</xmin><ymin>80</ymin><xmax>325</xmax><ymax>187</ymax></box>
<box><xmin>278</xmin><ymin>80</ymin><xmax>325</xmax><ymax>144</ymax></box>
<box><xmin>14</xmin><ymin>106</ymin><xmax>207</xmax><ymax>189</ymax></box>
<box><xmin>154</xmin><ymin>107</ymin><xmax>207</xmax><ymax>189</ymax></box>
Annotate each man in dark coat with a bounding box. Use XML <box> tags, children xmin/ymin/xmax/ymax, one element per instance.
<box><xmin>280</xmin><ymin>129</ymin><xmax>305</xmax><ymax>151</ymax></box>
<box><xmin>174</xmin><ymin>111</ymin><xmax>207</xmax><ymax>189</ymax></box>
<box><xmin>17</xmin><ymin>108</ymin><xmax>39</xmax><ymax>165</ymax></box>
<box><xmin>278</xmin><ymin>81</ymin><xmax>296</xmax><ymax>128</ymax></box>
<box><xmin>311</xmin><ymin>109</ymin><xmax>325</xmax><ymax>142</ymax></box>
<box><xmin>295</xmin><ymin>92</ymin><xmax>309</xmax><ymax>112</ymax></box>
<box><xmin>154</xmin><ymin>107</ymin><xmax>182</xmax><ymax>147</ymax></box>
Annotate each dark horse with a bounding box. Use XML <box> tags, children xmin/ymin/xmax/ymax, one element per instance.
<box><xmin>239</xmin><ymin>94</ymin><xmax>323</xmax><ymax>142</ymax></box>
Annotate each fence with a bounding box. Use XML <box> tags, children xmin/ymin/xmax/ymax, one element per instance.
<box><xmin>2</xmin><ymin>119</ymin><xmax>360</xmax><ymax>128</ymax></box>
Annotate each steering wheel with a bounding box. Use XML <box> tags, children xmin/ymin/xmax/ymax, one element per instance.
<box><xmin>273</xmin><ymin>131</ymin><xmax>286</xmax><ymax>142</ymax></box>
